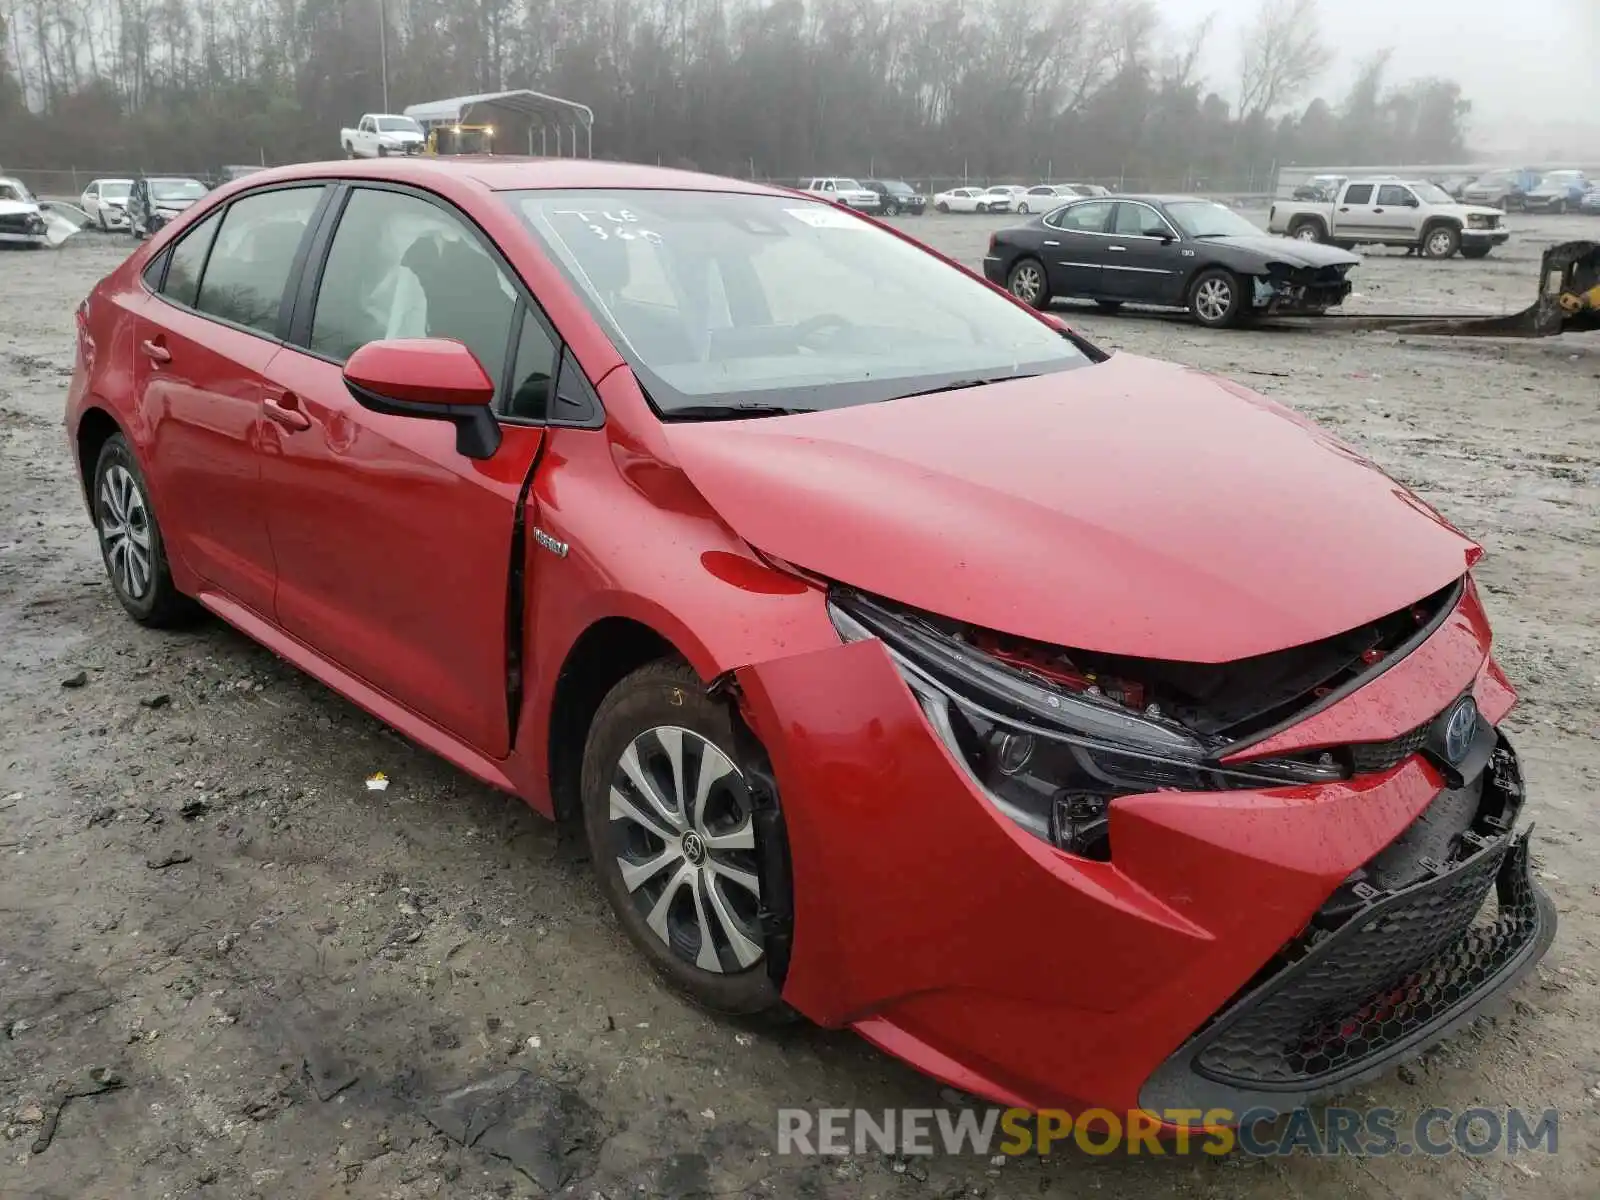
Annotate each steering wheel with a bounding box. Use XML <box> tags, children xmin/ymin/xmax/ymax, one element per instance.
<box><xmin>793</xmin><ymin>313</ymin><xmax>854</xmax><ymax>350</ymax></box>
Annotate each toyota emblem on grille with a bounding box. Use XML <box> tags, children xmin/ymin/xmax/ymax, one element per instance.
<box><xmin>1444</xmin><ymin>697</ymin><xmax>1479</xmax><ymax>765</ymax></box>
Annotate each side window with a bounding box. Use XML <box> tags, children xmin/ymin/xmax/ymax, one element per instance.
<box><xmin>1051</xmin><ymin>201</ymin><xmax>1113</xmax><ymax>232</ymax></box>
<box><xmin>1343</xmin><ymin>184</ymin><xmax>1374</xmax><ymax>205</ymax></box>
<box><xmin>309</xmin><ymin>187</ymin><xmax>517</xmax><ymax>383</ymax></box>
<box><xmin>142</xmin><ymin>250</ymin><xmax>170</xmax><ymax>292</ymax></box>
<box><xmin>1377</xmin><ymin>185</ymin><xmax>1414</xmax><ymax>207</ymax></box>
<box><xmin>194</xmin><ymin>187</ymin><xmax>323</xmax><ymax>335</ymax></box>
<box><xmin>360</xmin><ymin>117</ymin><xmax>373</xmax><ymax>133</ymax></box>
<box><xmin>504</xmin><ymin>308</ymin><xmax>559</xmax><ymax>421</ymax></box>
<box><xmin>551</xmin><ymin>348</ymin><xmax>601</xmax><ymax>426</ymax></box>
<box><xmin>161</xmin><ymin>210</ymin><xmax>224</xmax><ymax>307</ymax></box>
<box><xmin>823</xmin><ymin>181</ymin><xmax>835</xmax><ymax>192</ymax></box>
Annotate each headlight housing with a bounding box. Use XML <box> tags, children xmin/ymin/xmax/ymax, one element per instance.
<box><xmin>829</xmin><ymin>591</ymin><xmax>1346</xmax><ymax>860</ymax></box>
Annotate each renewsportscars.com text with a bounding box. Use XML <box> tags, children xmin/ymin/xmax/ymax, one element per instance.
<box><xmin>776</xmin><ymin>1106</ymin><xmax>1560</xmax><ymax>1158</ymax></box>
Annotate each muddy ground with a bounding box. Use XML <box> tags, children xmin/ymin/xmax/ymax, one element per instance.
<box><xmin>1</xmin><ymin>211</ymin><xmax>1598</xmax><ymax>1200</ymax></box>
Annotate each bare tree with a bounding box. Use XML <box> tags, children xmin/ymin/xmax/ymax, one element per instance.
<box><xmin>1236</xmin><ymin>0</ymin><xmax>1330</xmax><ymax>121</ymax></box>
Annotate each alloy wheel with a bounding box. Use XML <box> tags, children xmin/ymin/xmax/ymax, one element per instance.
<box><xmin>1294</xmin><ymin>224</ymin><xmax>1320</xmax><ymax>241</ymax></box>
<box><xmin>1009</xmin><ymin>262</ymin><xmax>1044</xmax><ymax>305</ymax></box>
<box><xmin>607</xmin><ymin>726</ymin><xmax>763</xmax><ymax>974</ymax></box>
<box><xmin>1194</xmin><ymin>277</ymin><xmax>1233</xmax><ymax>323</ymax></box>
<box><xmin>1427</xmin><ymin>229</ymin><xmax>1455</xmax><ymax>258</ymax></box>
<box><xmin>99</xmin><ymin>463</ymin><xmax>152</xmax><ymax>601</ymax></box>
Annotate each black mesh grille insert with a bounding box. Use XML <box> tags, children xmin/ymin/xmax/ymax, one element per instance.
<box><xmin>1347</xmin><ymin>723</ymin><xmax>1431</xmax><ymax>774</ymax></box>
<box><xmin>1191</xmin><ymin>835</ymin><xmax>1544</xmax><ymax>1089</ymax></box>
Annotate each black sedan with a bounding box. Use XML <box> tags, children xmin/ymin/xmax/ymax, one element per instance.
<box><xmin>983</xmin><ymin>195</ymin><xmax>1360</xmax><ymax>328</ymax></box>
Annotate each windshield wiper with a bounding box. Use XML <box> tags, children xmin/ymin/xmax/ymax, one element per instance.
<box><xmin>891</xmin><ymin>374</ymin><xmax>1037</xmax><ymax>401</ymax></box>
<box><xmin>661</xmin><ymin>403</ymin><xmax>820</xmax><ymax>422</ymax></box>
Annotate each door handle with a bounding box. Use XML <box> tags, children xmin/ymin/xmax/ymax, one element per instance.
<box><xmin>1107</xmin><ymin>245</ymin><xmax>1127</xmax><ymax>252</ymax></box>
<box><xmin>1373</xmin><ymin>208</ymin><xmax>1385</xmax><ymax>214</ymax></box>
<box><xmin>1338</xmin><ymin>206</ymin><xmax>1351</xmax><ymax>212</ymax></box>
<box><xmin>263</xmin><ymin>389</ymin><xmax>312</xmax><ymax>432</ymax></box>
<box><xmin>1043</xmin><ymin>239</ymin><xmax>1060</xmax><ymax>247</ymax></box>
<box><xmin>140</xmin><ymin>338</ymin><xmax>170</xmax><ymax>364</ymax></box>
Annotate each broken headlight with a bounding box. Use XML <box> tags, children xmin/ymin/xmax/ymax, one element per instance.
<box><xmin>828</xmin><ymin>591</ymin><xmax>1345</xmax><ymax>860</ymax></box>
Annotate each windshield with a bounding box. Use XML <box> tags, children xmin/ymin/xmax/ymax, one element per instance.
<box><xmin>882</xmin><ymin>181</ymin><xmax>914</xmax><ymax>195</ymax></box>
<box><xmin>0</xmin><ymin>180</ymin><xmax>33</xmax><ymax>203</ymax></box>
<box><xmin>1165</xmin><ymin>201</ymin><xmax>1262</xmax><ymax>239</ymax></box>
<box><xmin>1411</xmin><ymin>183</ymin><xmax>1453</xmax><ymax>204</ymax></box>
<box><xmin>833</xmin><ymin>179</ymin><xmax>863</xmax><ymax>191</ymax></box>
<box><xmin>378</xmin><ymin>117</ymin><xmax>423</xmax><ymax>134</ymax></box>
<box><xmin>152</xmin><ymin>179</ymin><xmax>206</xmax><ymax>201</ymax></box>
<box><xmin>506</xmin><ymin>189</ymin><xmax>1087</xmax><ymax>415</ymax></box>
<box><xmin>1472</xmin><ymin>172</ymin><xmax>1512</xmax><ymax>187</ymax></box>
<box><xmin>1542</xmin><ymin>172</ymin><xmax>1581</xmax><ymax>186</ymax></box>
<box><xmin>100</xmin><ymin>181</ymin><xmax>131</xmax><ymax>199</ymax></box>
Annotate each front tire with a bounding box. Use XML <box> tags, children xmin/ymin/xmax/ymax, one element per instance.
<box><xmin>1189</xmin><ymin>267</ymin><xmax>1246</xmax><ymax>328</ymax></box>
<box><xmin>92</xmin><ymin>435</ymin><xmax>198</xmax><ymax>627</ymax></box>
<box><xmin>1006</xmin><ymin>257</ymin><xmax>1050</xmax><ymax>309</ymax></box>
<box><xmin>936</xmin><ymin>200</ymin><xmax>950</xmax><ymax>213</ymax></box>
<box><xmin>1421</xmin><ymin>224</ymin><xmax>1460</xmax><ymax>260</ymax></box>
<box><xmin>581</xmin><ymin>661</ymin><xmax>782</xmax><ymax>1016</ymax></box>
<box><xmin>1017</xmin><ymin>202</ymin><xmax>1030</xmax><ymax>215</ymax></box>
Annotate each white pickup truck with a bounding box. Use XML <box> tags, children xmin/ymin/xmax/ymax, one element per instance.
<box><xmin>340</xmin><ymin>114</ymin><xmax>427</xmax><ymax>158</ymax></box>
<box><xmin>1268</xmin><ymin>178</ymin><xmax>1510</xmax><ymax>260</ymax></box>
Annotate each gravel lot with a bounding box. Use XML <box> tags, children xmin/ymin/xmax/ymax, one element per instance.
<box><xmin>2</xmin><ymin>210</ymin><xmax>1598</xmax><ymax>1200</ymax></box>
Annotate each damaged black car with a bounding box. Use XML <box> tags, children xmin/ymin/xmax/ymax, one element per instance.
<box><xmin>985</xmin><ymin>194</ymin><xmax>1359</xmax><ymax>329</ymax></box>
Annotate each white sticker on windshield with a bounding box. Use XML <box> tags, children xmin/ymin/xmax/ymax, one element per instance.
<box><xmin>785</xmin><ymin>205</ymin><xmax>865</xmax><ymax>229</ymax></box>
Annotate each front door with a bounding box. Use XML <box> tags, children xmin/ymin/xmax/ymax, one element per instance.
<box><xmin>1374</xmin><ymin>184</ymin><xmax>1424</xmax><ymax>241</ymax></box>
<box><xmin>260</xmin><ymin>184</ymin><xmax>557</xmax><ymax>756</ymax></box>
<box><xmin>1040</xmin><ymin>200</ymin><xmax>1113</xmax><ymax>298</ymax></box>
<box><xmin>134</xmin><ymin>185</ymin><xmax>328</xmax><ymax>615</ymax></box>
<box><xmin>1100</xmin><ymin>202</ymin><xmax>1185</xmax><ymax>304</ymax></box>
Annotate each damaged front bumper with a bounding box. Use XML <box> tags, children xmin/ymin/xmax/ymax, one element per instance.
<box><xmin>1253</xmin><ymin>268</ymin><xmax>1353</xmax><ymax>313</ymax></box>
<box><xmin>733</xmin><ymin>587</ymin><xmax>1552</xmax><ymax>1116</ymax></box>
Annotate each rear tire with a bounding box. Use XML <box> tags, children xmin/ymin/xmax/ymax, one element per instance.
<box><xmin>1289</xmin><ymin>218</ymin><xmax>1326</xmax><ymax>243</ymax></box>
<box><xmin>92</xmin><ymin>435</ymin><xmax>199</xmax><ymax>628</ymax></box>
<box><xmin>1421</xmin><ymin>224</ymin><xmax>1460</xmax><ymax>260</ymax></box>
<box><xmin>581</xmin><ymin>660</ymin><xmax>784</xmax><ymax>1017</ymax></box>
<box><xmin>343</xmin><ymin>141</ymin><xmax>355</xmax><ymax>159</ymax></box>
<box><xmin>1188</xmin><ymin>267</ymin><xmax>1246</xmax><ymax>328</ymax></box>
<box><xmin>1006</xmin><ymin>257</ymin><xmax>1051</xmax><ymax>309</ymax></box>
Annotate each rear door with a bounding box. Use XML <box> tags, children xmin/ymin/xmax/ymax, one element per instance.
<box><xmin>1039</xmin><ymin>200</ymin><xmax>1113</xmax><ymax>298</ymax></box>
<box><xmin>1100</xmin><ymin>201</ymin><xmax>1186</xmax><ymax>304</ymax></box>
<box><xmin>259</xmin><ymin>183</ymin><xmax>553</xmax><ymax>756</ymax></box>
<box><xmin>1332</xmin><ymin>182</ymin><xmax>1380</xmax><ymax>240</ymax></box>
<box><xmin>133</xmin><ymin>184</ymin><xmax>329</xmax><ymax>616</ymax></box>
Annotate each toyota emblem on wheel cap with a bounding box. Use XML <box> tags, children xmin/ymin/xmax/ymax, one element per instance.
<box><xmin>1443</xmin><ymin>697</ymin><xmax>1479</xmax><ymax>765</ymax></box>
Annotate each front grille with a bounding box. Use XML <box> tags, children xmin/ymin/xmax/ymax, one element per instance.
<box><xmin>0</xmin><ymin>213</ymin><xmax>42</xmax><ymax>234</ymax></box>
<box><xmin>1191</xmin><ymin>833</ymin><xmax>1545</xmax><ymax>1089</ymax></box>
<box><xmin>1348</xmin><ymin>723</ymin><xmax>1430</xmax><ymax>773</ymax></box>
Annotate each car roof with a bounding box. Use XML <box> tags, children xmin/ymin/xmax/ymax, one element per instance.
<box><xmin>205</xmin><ymin>156</ymin><xmax>799</xmax><ymax>199</ymax></box>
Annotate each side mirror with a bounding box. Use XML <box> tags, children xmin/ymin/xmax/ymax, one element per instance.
<box><xmin>344</xmin><ymin>338</ymin><xmax>501</xmax><ymax>459</ymax></box>
<box><xmin>1144</xmin><ymin>228</ymin><xmax>1173</xmax><ymax>242</ymax></box>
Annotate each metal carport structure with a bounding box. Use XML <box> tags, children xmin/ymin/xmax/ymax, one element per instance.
<box><xmin>402</xmin><ymin>89</ymin><xmax>595</xmax><ymax>158</ymax></box>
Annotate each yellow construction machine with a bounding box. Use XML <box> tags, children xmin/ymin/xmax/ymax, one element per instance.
<box><xmin>424</xmin><ymin>124</ymin><xmax>497</xmax><ymax>157</ymax></box>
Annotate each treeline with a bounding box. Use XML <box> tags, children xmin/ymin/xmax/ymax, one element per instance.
<box><xmin>0</xmin><ymin>0</ymin><xmax>1471</xmax><ymax>184</ymax></box>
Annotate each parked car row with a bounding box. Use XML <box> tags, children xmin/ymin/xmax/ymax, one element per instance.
<box><xmin>798</xmin><ymin>178</ymin><xmax>1111</xmax><ymax>215</ymax></box>
<box><xmin>74</xmin><ymin>175</ymin><xmax>212</xmax><ymax>238</ymax></box>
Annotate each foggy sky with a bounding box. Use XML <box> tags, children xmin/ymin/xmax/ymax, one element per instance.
<box><xmin>1166</xmin><ymin>0</ymin><xmax>1598</xmax><ymax>157</ymax></box>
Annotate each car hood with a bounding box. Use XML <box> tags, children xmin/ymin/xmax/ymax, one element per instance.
<box><xmin>661</xmin><ymin>354</ymin><xmax>1477</xmax><ymax>662</ymax></box>
<box><xmin>154</xmin><ymin>198</ymin><xmax>198</xmax><ymax>213</ymax></box>
<box><xmin>0</xmin><ymin>199</ymin><xmax>40</xmax><ymax>217</ymax></box>
<box><xmin>1208</xmin><ymin>235</ymin><xmax>1359</xmax><ymax>268</ymax></box>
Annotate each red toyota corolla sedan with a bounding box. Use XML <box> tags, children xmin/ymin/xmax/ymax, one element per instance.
<box><xmin>66</xmin><ymin>158</ymin><xmax>1554</xmax><ymax>1124</ymax></box>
